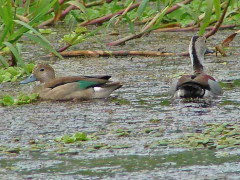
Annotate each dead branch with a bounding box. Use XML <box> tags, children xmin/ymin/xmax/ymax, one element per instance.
<box><xmin>54</xmin><ymin>50</ymin><xmax>189</xmax><ymax>57</ymax></box>
<box><xmin>154</xmin><ymin>24</ymin><xmax>237</xmax><ymax>32</ymax></box>
<box><xmin>215</xmin><ymin>30</ymin><xmax>240</xmax><ymax>56</ymax></box>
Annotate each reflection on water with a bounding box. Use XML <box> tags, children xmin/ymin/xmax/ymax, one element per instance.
<box><xmin>0</xmin><ymin>150</ymin><xmax>239</xmax><ymax>177</ymax></box>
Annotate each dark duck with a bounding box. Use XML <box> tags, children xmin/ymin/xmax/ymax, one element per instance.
<box><xmin>170</xmin><ymin>36</ymin><xmax>222</xmax><ymax>99</ymax></box>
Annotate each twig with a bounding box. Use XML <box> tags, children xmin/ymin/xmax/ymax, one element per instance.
<box><xmin>86</xmin><ymin>0</ymin><xmax>113</xmax><ymax>7</ymax></box>
<box><xmin>115</xmin><ymin>1</ymin><xmax>135</xmax><ymax>25</ymax></box>
<box><xmin>80</xmin><ymin>2</ymin><xmax>141</xmax><ymax>26</ymax></box>
<box><xmin>204</xmin><ymin>0</ymin><xmax>230</xmax><ymax>38</ymax></box>
<box><xmin>166</xmin><ymin>0</ymin><xmax>193</xmax><ymax>14</ymax></box>
<box><xmin>154</xmin><ymin>24</ymin><xmax>237</xmax><ymax>32</ymax></box>
<box><xmin>57</xmin><ymin>44</ymin><xmax>72</xmax><ymax>53</ymax></box>
<box><xmin>38</xmin><ymin>4</ymin><xmax>76</xmax><ymax>28</ymax></box>
<box><xmin>107</xmin><ymin>32</ymin><xmax>145</xmax><ymax>46</ymax></box>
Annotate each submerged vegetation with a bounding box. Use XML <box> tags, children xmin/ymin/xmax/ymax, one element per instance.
<box><xmin>0</xmin><ymin>123</ymin><xmax>238</xmax><ymax>156</ymax></box>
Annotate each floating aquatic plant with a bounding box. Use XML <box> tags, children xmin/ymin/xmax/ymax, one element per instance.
<box><xmin>0</xmin><ymin>93</ymin><xmax>38</xmax><ymax>106</ymax></box>
<box><xmin>0</xmin><ymin>64</ymin><xmax>35</xmax><ymax>83</ymax></box>
<box><xmin>55</xmin><ymin>132</ymin><xmax>89</xmax><ymax>144</ymax></box>
<box><xmin>155</xmin><ymin>123</ymin><xmax>240</xmax><ymax>149</ymax></box>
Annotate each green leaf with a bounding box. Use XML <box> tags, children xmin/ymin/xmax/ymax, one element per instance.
<box><xmin>199</xmin><ymin>0</ymin><xmax>213</xmax><ymax>35</ymax></box>
<box><xmin>213</xmin><ymin>0</ymin><xmax>221</xmax><ymax>20</ymax></box>
<box><xmin>136</xmin><ymin>0</ymin><xmax>149</xmax><ymax>19</ymax></box>
<box><xmin>39</xmin><ymin>29</ymin><xmax>52</xmax><ymax>34</ymax></box>
<box><xmin>124</xmin><ymin>14</ymin><xmax>135</xmax><ymax>34</ymax></box>
<box><xmin>0</xmin><ymin>55</ymin><xmax>9</xmax><ymax>67</ymax></box>
<box><xmin>55</xmin><ymin>132</ymin><xmax>89</xmax><ymax>144</ymax></box>
<box><xmin>9</xmin><ymin>0</ymin><xmax>58</xmax><ymax>43</ymax></box>
<box><xmin>67</xmin><ymin>1</ymin><xmax>89</xmax><ymax>19</ymax></box>
<box><xmin>24</xmin><ymin>33</ymin><xmax>62</xmax><ymax>59</ymax></box>
<box><xmin>1</xmin><ymin>95</ymin><xmax>15</xmax><ymax>106</ymax></box>
<box><xmin>74</xmin><ymin>132</ymin><xmax>89</xmax><ymax>141</ymax></box>
<box><xmin>0</xmin><ymin>66</ymin><xmax>31</xmax><ymax>83</ymax></box>
<box><xmin>13</xmin><ymin>20</ymin><xmax>62</xmax><ymax>59</ymax></box>
<box><xmin>3</xmin><ymin>42</ymin><xmax>29</xmax><ymax>74</ymax></box>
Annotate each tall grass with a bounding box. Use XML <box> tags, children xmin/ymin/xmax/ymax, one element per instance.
<box><xmin>0</xmin><ymin>0</ymin><xmax>62</xmax><ymax>70</ymax></box>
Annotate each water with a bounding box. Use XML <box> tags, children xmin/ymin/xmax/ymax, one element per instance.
<box><xmin>0</xmin><ymin>26</ymin><xmax>240</xmax><ymax>179</ymax></box>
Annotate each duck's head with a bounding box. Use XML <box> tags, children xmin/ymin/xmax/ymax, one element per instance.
<box><xmin>20</xmin><ymin>64</ymin><xmax>55</xmax><ymax>84</ymax></box>
<box><xmin>189</xmin><ymin>36</ymin><xmax>212</xmax><ymax>73</ymax></box>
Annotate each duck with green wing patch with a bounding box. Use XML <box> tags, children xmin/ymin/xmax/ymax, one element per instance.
<box><xmin>20</xmin><ymin>64</ymin><xmax>122</xmax><ymax>100</ymax></box>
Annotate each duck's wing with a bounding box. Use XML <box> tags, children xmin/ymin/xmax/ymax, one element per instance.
<box><xmin>44</xmin><ymin>77</ymin><xmax>108</xmax><ymax>89</ymax></box>
<box><xmin>169</xmin><ymin>75</ymin><xmax>192</xmax><ymax>97</ymax></box>
<box><xmin>84</xmin><ymin>75</ymin><xmax>111</xmax><ymax>80</ymax></box>
<box><xmin>208</xmin><ymin>79</ymin><xmax>223</xmax><ymax>95</ymax></box>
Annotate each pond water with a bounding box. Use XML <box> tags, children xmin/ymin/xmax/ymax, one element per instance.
<box><xmin>0</xmin><ymin>26</ymin><xmax>240</xmax><ymax>179</ymax></box>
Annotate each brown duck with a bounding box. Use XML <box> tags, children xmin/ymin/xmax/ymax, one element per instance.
<box><xmin>20</xmin><ymin>64</ymin><xmax>122</xmax><ymax>100</ymax></box>
<box><xmin>170</xmin><ymin>36</ymin><xmax>222</xmax><ymax>98</ymax></box>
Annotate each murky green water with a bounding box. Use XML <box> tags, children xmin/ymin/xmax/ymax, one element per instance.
<box><xmin>1</xmin><ymin>150</ymin><xmax>239</xmax><ymax>179</ymax></box>
<box><xmin>0</xmin><ymin>25</ymin><xmax>240</xmax><ymax>179</ymax></box>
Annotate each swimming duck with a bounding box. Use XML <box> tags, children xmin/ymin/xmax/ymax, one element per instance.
<box><xmin>170</xmin><ymin>36</ymin><xmax>222</xmax><ymax>98</ymax></box>
<box><xmin>20</xmin><ymin>64</ymin><xmax>122</xmax><ymax>100</ymax></box>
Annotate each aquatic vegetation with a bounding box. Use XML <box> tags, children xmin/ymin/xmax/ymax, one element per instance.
<box><xmin>149</xmin><ymin>119</ymin><xmax>161</xmax><ymax>123</ymax></box>
<box><xmin>219</xmin><ymin>79</ymin><xmax>240</xmax><ymax>90</ymax></box>
<box><xmin>220</xmin><ymin>100</ymin><xmax>240</xmax><ymax>106</ymax></box>
<box><xmin>160</xmin><ymin>99</ymin><xmax>171</xmax><ymax>106</ymax></box>
<box><xmin>111</xmin><ymin>98</ymin><xmax>131</xmax><ymax>105</ymax></box>
<box><xmin>0</xmin><ymin>64</ymin><xmax>35</xmax><ymax>83</ymax></box>
<box><xmin>61</xmin><ymin>27</ymin><xmax>88</xmax><ymax>45</ymax></box>
<box><xmin>55</xmin><ymin>132</ymin><xmax>89</xmax><ymax>144</ymax></box>
<box><xmin>0</xmin><ymin>93</ymin><xmax>38</xmax><ymax>106</ymax></box>
<box><xmin>115</xmin><ymin>128</ymin><xmax>131</xmax><ymax>137</ymax></box>
<box><xmin>156</xmin><ymin>123</ymin><xmax>240</xmax><ymax>149</ymax></box>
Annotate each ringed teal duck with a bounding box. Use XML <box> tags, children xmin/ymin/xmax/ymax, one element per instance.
<box><xmin>20</xmin><ymin>64</ymin><xmax>122</xmax><ymax>100</ymax></box>
<box><xmin>170</xmin><ymin>36</ymin><xmax>222</xmax><ymax>98</ymax></box>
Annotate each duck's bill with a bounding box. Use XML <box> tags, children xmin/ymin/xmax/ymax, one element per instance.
<box><xmin>19</xmin><ymin>74</ymin><xmax>37</xmax><ymax>84</ymax></box>
<box><xmin>205</xmin><ymin>48</ymin><xmax>215</xmax><ymax>54</ymax></box>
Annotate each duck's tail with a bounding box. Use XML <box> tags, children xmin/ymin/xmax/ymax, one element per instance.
<box><xmin>177</xmin><ymin>82</ymin><xmax>205</xmax><ymax>98</ymax></box>
<box><xmin>93</xmin><ymin>82</ymin><xmax>123</xmax><ymax>98</ymax></box>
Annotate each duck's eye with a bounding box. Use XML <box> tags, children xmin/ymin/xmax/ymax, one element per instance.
<box><xmin>40</xmin><ymin>68</ymin><xmax>44</xmax><ymax>71</ymax></box>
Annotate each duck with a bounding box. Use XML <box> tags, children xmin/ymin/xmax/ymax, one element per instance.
<box><xmin>20</xmin><ymin>64</ymin><xmax>122</xmax><ymax>100</ymax></box>
<box><xmin>170</xmin><ymin>36</ymin><xmax>222</xmax><ymax>99</ymax></box>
